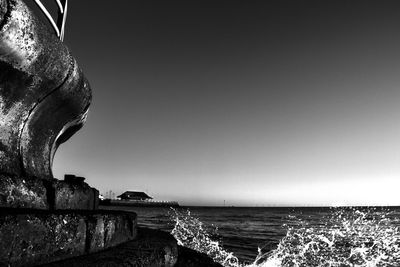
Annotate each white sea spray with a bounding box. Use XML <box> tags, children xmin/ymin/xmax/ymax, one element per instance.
<box><xmin>169</xmin><ymin>208</ymin><xmax>240</xmax><ymax>267</ymax></box>
<box><xmin>254</xmin><ymin>208</ymin><xmax>400</xmax><ymax>267</ymax></box>
<box><xmin>170</xmin><ymin>207</ymin><xmax>400</xmax><ymax>267</ymax></box>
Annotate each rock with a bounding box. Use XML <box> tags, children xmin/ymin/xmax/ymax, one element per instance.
<box><xmin>176</xmin><ymin>246</ymin><xmax>223</xmax><ymax>267</ymax></box>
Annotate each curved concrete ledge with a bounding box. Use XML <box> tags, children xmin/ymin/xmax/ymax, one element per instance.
<box><xmin>42</xmin><ymin>227</ymin><xmax>223</xmax><ymax>267</ymax></box>
<box><xmin>0</xmin><ymin>209</ymin><xmax>137</xmax><ymax>267</ymax></box>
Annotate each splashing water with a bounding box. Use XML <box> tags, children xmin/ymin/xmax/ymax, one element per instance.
<box><xmin>169</xmin><ymin>207</ymin><xmax>400</xmax><ymax>267</ymax></box>
<box><xmin>255</xmin><ymin>207</ymin><xmax>400</xmax><ymax>267</ymax></box>
<box><xmin>169</xmin><ymin>208</ymin><xmax>240</xmax><ymax>266</ymax></box>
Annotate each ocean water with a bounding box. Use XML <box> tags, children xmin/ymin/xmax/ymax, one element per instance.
<box><xmin>104</xmin><ymin>206</ymin><xmax>400</xmax><ymax>266</ymax></box>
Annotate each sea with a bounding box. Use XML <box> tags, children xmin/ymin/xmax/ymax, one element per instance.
<box><xmin>103</xmin><ymin>206</ymin><xmax>400</xmax><ymax>266</ymax></box>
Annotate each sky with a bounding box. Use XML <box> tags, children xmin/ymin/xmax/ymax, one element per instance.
<box><xmin>30</xmin><ymin>0</ymin><xmax>400</xmax><ymax>206</ymax></box>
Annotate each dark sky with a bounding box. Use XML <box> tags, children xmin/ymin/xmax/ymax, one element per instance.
<box><xmin>33</xmin><ymin>0</ymin><xmax>400</xmax><ymax>206</ymax></box>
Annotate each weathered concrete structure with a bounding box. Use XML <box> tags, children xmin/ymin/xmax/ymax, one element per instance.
<box><xmin>0</xmin><ymin>1</ymin><xmax>135</xmax><ymax>265</ymax></box>
<box><xmin>42</xmin><ymin>228</ymin><xmax>223</xmax><ymax>267</ymax></box>
<box><xmin>0</xmin><ymin>1</ymin><xmax>223</xmax><ymax>266</ymax></box>
<box><xmin>0</xmin><ymin>209</ymin><xmax>137</xmax><ymax>266</ymax></box>
<box><xmin>0</xmin><ymin>0</ymin><xmax>91</xmax><ymax>180</ymax></box>
<box><xmin>0</xmin><ymin>0</ymin><xmax>98</xmax><ymax>212</ymax></box>
<box><xmin>0</xmin><ymin>174</ymin><xmax>99</xmax><ymax>210</ymax></box>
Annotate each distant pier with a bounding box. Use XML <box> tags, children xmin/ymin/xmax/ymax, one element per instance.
<box><xmin>100</xmin><ymin>190</ymin><xmax>180</xmax><ymax>208</ymax></box>
<box><xmin>101</xmin><ymin>199</ymin><xmax>180</xmax><ymax>208</ymax></box>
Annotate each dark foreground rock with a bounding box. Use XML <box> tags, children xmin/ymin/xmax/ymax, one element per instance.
<box><xmin>176</xmin><ymin>246</ymin><xmax>224</xmax><ymax>267</ymax></box>
<box><xmin>42</xmin><ymin>227</ymin><xmax>223</xmax><ymax>267</ymax></box>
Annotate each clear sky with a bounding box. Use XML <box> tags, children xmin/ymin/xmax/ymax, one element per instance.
<box><xmin>37</xmin><ymin>0</ymin><xmax>400</xmax><ymax>206</ymax></box>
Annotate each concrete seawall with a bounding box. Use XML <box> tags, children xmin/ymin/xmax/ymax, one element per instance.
<box><xmin>0</xmin><ymin>1</ymin><xmax>223</xmax><ymax>265</ymax></box>
<box><xmin>0</xmin><ymin>208</ymin><xmax>137</xmax><ymax>266</ymax></box>
<box><xmin>42</xmin><ymin>227</ymin><xmax>223</xmax><ymax>267</ymax></box>
<box><xmin>0</xmin><ymin>206</ymin><xmax>223</xmax><ymax>266</ymax></box>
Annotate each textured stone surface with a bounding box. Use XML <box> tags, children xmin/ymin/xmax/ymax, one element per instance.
<box><xmin>86</xmin><ymin>213</ymin><xmax>137</xmax><ymax>253</ymax></box>
<box><xmin>54</xmin><ymin>179</ymin><xmax>98</xmax><ymax>210</ymax></box>
<box><xmin>0</xmin><ymin>0</ymin><xmax>91</xmax><ymax>179</ymax></box>
<box><xmin>0</xmin><ymin>212</ymin><xmax>87</xmax><ymax>266</ymax></box>
<box><xmin>0</xmin><ymin>173</ymin><xmax>99</xmax><ymax>210</ymax></box>
<box><xmin>42</xmin><ymin>227</ymin><xmax>224</xmax><ymax>267</ymax></box>
<box><xmin>0</xmin><ymin>173</ymin><xmax>48</xmax><ymax>209</ymax></box>
<box><xmin>176</xmin><ymin>246</ymin><xmax>223</xmax><ymax>267</ymax></box>
<box><xmin>43</xmin><ymin>228</ymin><xmax>179</xmax><ymax>267</ymax></box>
<box><xmin>0</xmin><ymin>0</ymin><xmax>6</xmax><ymax>24</ymax></box>
<box><xmin>0</xmin><ymin>209</ymin><xmax>137</xmax><ymax>267</ymax></box>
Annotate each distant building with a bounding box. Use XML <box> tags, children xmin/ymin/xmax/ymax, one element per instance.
<box><xmin>117</xmin><ymin>191</ymin><xmax>153</xmax><ymax>201</ymax></box>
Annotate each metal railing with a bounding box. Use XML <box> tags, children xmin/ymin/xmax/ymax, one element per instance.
<box><xmin>33</xmin><ymin>0</ymin><xmax>68</xmax><ymax>41</ymax></box>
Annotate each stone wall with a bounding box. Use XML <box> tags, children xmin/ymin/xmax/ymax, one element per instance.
<box><xmin>0</xmin><ymin>174</ymin><xmax>98</xmax><ymax>210</ymax></box>
<box><xmin>0</xmin><ymin>209</ymin><xmax>137</xmax><ymax>266</ymax></box>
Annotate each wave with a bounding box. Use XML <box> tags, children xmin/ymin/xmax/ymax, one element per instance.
<box><xmin>169</xmin><ymin>207</ymin><xmax>400</xmax><ymax>267</ymax></box>
<box><xmin>169</xmin><ymin>208</ymin><xmax>240</xmax><ymax>266</ymax></box>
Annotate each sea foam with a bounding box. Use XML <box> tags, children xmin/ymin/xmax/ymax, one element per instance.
<box><xmin>170</xmin><ymin>207</ymin><xmax>400</xmax><ymax>267</ymax></box>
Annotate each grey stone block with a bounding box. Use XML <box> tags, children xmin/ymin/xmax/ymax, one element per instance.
<box><xmin>86</xmin><ymin>212</ymin><xmax>137</xmax><ymax>253</ymax></box>
<box><xmin>53</xmin><ymin>179</ymin><xmax>99</xmax><ymax>210</ymax></box>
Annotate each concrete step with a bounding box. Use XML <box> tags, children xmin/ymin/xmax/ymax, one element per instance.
<box><xmin>42</xmin><ymin>227</ymin><xmax>223</xmax><ymax>267</ymax></box>
<box><xmin>0</xmin><ymin>174</ymin><xmax>99</xmax><ymax>210</ymax></box>
<box><xmin>0</xmin><ymin>209</ymin><xmax>137</xmax><ymax>267</ymax></box>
